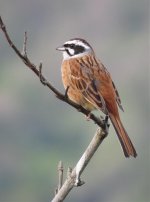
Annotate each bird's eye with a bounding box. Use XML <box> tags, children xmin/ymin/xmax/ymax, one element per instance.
<box><xmin>70</xmin><ymin>44</ymin><xmax>75</xmax><ymax>48</ymax></box>
<box><xmin>64</xmin><ymin>44</ymin><xmax>68</xmax><ymax>48</ymax></box>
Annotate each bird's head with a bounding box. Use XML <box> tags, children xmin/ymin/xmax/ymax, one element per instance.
<box><xmin>56</xmin><ymin>38</ymin><xmax>94</xmax><ymax>60</ymax></box>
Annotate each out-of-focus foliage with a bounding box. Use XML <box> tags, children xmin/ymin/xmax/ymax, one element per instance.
<box><xmin>0</xmin><ymin>0</ymin><xmax>149</xmax><ymax>202</ymax></box>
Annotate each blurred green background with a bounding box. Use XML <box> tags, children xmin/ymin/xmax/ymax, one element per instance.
<box><xmin>0</xmin><ymin>0</ymin><xmax>149</xmax><ymax>202</ymax></box>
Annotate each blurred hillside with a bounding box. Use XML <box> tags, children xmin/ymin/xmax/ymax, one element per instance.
<box><xmin>0</xmin><ymin>0</ymin><xmax>149</xmax><ymax>202</ymax></box>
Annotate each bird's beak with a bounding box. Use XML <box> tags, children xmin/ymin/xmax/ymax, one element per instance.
<box><xmin>56</xmin><ymin>45</ymin><xmax>65</xmax><ymax>51</ymax></box>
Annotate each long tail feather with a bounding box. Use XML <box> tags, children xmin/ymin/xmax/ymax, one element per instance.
<box><xmin>109</xmin><ymin>114</ymin><xmax>137</xmax><ymax>158</ymax></box>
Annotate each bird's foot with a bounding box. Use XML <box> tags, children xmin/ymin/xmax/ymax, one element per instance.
<box><xmin>103</xmin><ymin>115</ymin><xmax>110</xmax><ymax>134</ymax></box>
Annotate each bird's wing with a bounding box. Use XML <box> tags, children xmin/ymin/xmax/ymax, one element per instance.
<box><xmin>69</xmin><ymin>55</ymin><xmax>108</xmax><ymax>114</ymax></box>
<box><xmin>111</xmin><ymin>81</ymin><xmax>124</xmax><ymax>111</ymax></box>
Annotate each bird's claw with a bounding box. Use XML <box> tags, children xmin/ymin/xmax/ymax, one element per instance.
<box><xmin>104</xmin><ymin>115</ymin><xmax>110</xmax><ymax>134</ymax></box>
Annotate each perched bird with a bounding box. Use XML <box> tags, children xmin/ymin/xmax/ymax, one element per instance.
<box><xmin>56</xmin><ymin>38</ymin><xmax>137</xmax><ymax>158</ymax></box>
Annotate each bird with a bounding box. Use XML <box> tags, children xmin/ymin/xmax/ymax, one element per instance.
<box><xmin>56</xmin><ymin>38</ymin><xmax>137</xmax><ymax>158</ymax></box>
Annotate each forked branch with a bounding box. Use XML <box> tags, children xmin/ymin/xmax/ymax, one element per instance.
<box><xmin>0</xmin><ymin>16</ymin><xmax>109</xmax><ymax>202</ymax></box>
<box><xmin>0</xmin><ymin>16</ymin><xmax>106</xmax><ymax>130</ymax></box>
<box><xmin>52</xmin><ymin>128</ymin><xmax>107</xmax><ymax>202</ymax></box>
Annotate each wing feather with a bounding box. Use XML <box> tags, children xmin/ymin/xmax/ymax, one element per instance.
<box><xmin>112</xmin><ymin>81</ymin><xmax>124</xmax><ymax>111</ymax></box>
<box><xmin>69</xmin><ymin>56</ymin><xmax>108</xmax><ymax>114</ymax></box>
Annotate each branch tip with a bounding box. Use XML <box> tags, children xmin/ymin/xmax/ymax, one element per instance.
<box><xmin>0</xmin><ymin>16</ymin><xmax>5</xmax><ymax>29</ymax></box>
<box><xmin>39</xmin><ymin>62</ymin><xmax>43</xmax><ymax>74</ymax></box>
<box><xmin>58</xmin><ymin>161</ymin><xmax>63</xmax><ymax>172</ymax></box>
<box><xmin>22</xmin><ymin>31</ymin><xmax>28</xmax><ymax>57</ymax></box>
<box><xmin>57</xmin><ymin>161</ymin><xmax>63</xmax><ymax>191</ymax></box>
<box><xmin>67</xmin><ymin>167</ymin><xmax>72</xmax><ymax>178</ymax></box>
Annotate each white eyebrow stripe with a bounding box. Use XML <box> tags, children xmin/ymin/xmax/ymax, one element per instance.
<box><xmin>64</xmin><ymin>40</ymin><xmax>90</xmax><ymax>50</ymax></box>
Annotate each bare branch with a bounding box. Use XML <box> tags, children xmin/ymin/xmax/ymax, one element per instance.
<box><xmin>0</xmin><ymin>16</ymin><xmax>106</xmax><ymax>131</ymax></box>
<box><xmin>0</xmin><ymin>16</ymin><xmax>109</xmax><ymax>202</ymax></box>
<box><xmin>51</xmin><ymin>128</ymin><xmax>107</xmax><ymax>202</ymax></box>
<box><xmin>55</xmin><ymin>188</ymin><xmax>58</xmax><ymax>196</ymax></box>
<box><xmin>67</xmin><ymin>167</ymin><xmax>72</xmax><ymax>178</ymax></box>
<box><xmin>54</xmin><ymin>161</ymin><xmax>64</xmax><ymax>196</ymax></box>
<box><xmin>22</xmin><ymin>31</ymin><xmax>27</xmax><ymax>57</ymax></box>
<box><xmin>58</xmin><ymin>161</ymin><xmax>63</xmax><ymax>191</ymax></box>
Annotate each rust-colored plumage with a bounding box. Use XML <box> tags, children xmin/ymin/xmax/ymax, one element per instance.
<box><xmin>57</xmin><ymin>38</ymin><xmax>137</xmax><ymax>158</ymax></box>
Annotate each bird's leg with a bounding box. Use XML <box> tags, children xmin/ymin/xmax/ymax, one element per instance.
<box><xmin>105</xmin><ymin>114</ymin><xmax>109</xmax><ymax>123</ymax></box>
<box><xmin>104</xmin><ymin>115</ymin><xmax>110</xmax><ymax>134</ymax></box>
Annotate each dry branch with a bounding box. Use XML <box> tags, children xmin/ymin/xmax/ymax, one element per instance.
<box><xmin>0</xmin><ymin>16</ymin><xmax>109</xmax><ymax>202</ymax></box>
<box><xmin>0</xmin><ymin>16</ymin><xmax>106</xmax><ymax>130</ymax></box>
<box><xmin>51</xmin><ymin>128</ymin><xmax>107</xmax><ymax>202</ymax></box>
<box><xmin>58</xmin><ymin>161</ymin><xmax>63</xmax><ymax>191</ymax></box>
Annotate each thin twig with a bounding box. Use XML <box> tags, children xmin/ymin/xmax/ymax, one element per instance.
<box><xmin>67</xmin><ymin>167</ymin><xmax>72</xmax><ymax>178</ymax></box>
<box><xmin>22</xmin><ymin>31</ymin><xmax>27</xmax><ymax>57</ymax></box>
<box><xmin>0</xmin><ymin>16</ymin><xmax>109</xmax><ymax>202</ymax></box>
<box><xmin>58</xmin><ymin>161</ymin><xmax>63</xmax><ymax>191</ymax></box>
<box><xmin>39</xmin><ymin>62</ymin><xmax>47</xmax><ymax>85</ymax></box>
<box><xmin>51</xmin><ymin>128</ymin><xmax>107</xmax><ymax>202</ymax></box>
<box><xmin>55</xmin><ymin>160</ymin><xmax>63</xmax><ymax>196</ymax></box>
<box><xmin>55</xmin><ymin>188</ymin><xmax>58</xmax><ymax>196</ymax></box>
<box><xmin>0</xmin><ymin>16</ymin><xmax>106</xmax><ymax>131</ymax></box>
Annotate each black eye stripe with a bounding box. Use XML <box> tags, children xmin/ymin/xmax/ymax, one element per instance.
<box><xmin>64</xmin><ymin>44</ymin><xmax>69</xmax><ymax>48</ymax></box>
<box><xmin>64</xmin><ymin>44</ymin><xmax>85</xmax><ymax>51</ymax></box>
<box><xmin>64</xmin><ymin>43</ymin><xmax>75</xmax><ymax>48</ymax></box>
<box><xmin>74</xmin><ymin>45</ymin><xmax>85</xmax><ymax>54</ymax></box>
<box><xmin>70</xmin><ymin>44</ymin><xmax>75</xmax><ymax>48</ymax></box>
<box><xmin>64</xmin><ymin>43</ymin><xmax>86</xmax><ymax>56</ymax></box>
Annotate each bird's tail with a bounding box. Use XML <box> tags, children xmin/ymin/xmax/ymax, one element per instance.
<box><xmin>109</xmin><ymin>113</ymin><xmax>137</xmax><ymax>158</ymax></box>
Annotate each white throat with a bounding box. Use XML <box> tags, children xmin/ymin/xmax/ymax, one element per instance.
<box><xmin>62</xmin><ymin>50</ymin><xmax>91</xmax><ymax>61</ymax></box>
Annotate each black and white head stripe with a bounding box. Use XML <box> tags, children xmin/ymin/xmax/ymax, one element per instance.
<box><xmin>57</xmin><ymin>38</ymin><xmax>94</xmax><ymax>60</ymax></box>
<box><xmin>63</xmin><ymin>42</ymin><xmax>85</xmax><ymax>56</ymax></box>
<box><xmin>65</xmin><ymin>38</ymin><xmax>92</xmax><ymax>49</ymax></box>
